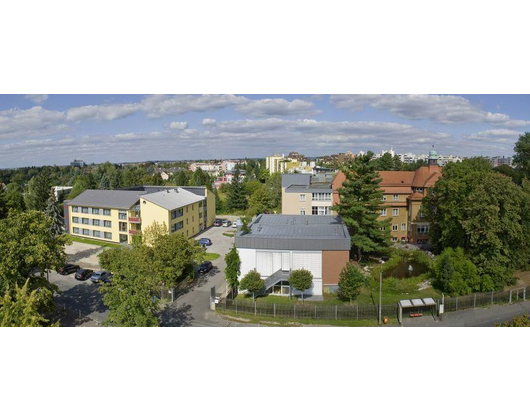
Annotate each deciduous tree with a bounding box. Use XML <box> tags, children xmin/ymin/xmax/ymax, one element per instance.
<box><xmin>239</xmin><ymin>270</ymin><xmax>264</xmax><ymax>301</ymax></box>
<box><xmin>225</xmin><ymin>247</ymin><xmax>241</xmax><ymax>290</ymax></box>
<box><xmin>288</xmin><ymin>269</ymin><xmax>313</xmax><ymax>302</ymax></box>
<box><xmin>0</xmin><ymin>280</ymin><xmax>49</xmax><ymax>327</ymax></box>
<box><xmin>337</xmin><ymin>263</ymin><xmax>366</xmax><ymax>303</ymax></box>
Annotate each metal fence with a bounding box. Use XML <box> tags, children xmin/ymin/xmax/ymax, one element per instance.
<box><xmin>217</xmin><ymin>286</ymin><xmax>529</xmax><ymax>323</ymax></box>
<box><xmin>442</xmin><ymin>287</ymin><xmax>527</xmax><ymax>313</ymax></box>
<box><xmin>220</xmin><ymin>298</ymin><xmax>397</xmax><ymax>321</ymax></box>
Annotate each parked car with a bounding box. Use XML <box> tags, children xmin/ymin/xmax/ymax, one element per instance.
<box><xmin>58</xmin><ymin>263</ymin><xmax>80</xmax><ymax>275</ymax></box>
<box><xmin>75</xmin><ymin>268</ymin><xmax>94</xmax><ymax>281</ymax></box>
<box><xmin>222</xmin><ymin>220</ymin><xmax>231</xmax><ymax>227</ymax></box>
<box><xmin>213</xmin><ymin>219</ymin><xmax>223</xmax><ymax>227</ymax></box>
<box><xmin>90</xmin><ymin>271</ymin><xmax>111</xmax><ymax>284</ymax></box>
<box><xmin>198</xmin><ymin>238</ymin><xmax>212</xmax><ymax>246</ymax></box>
<box><xmin>198</xmin><ymin>261</ymin><xmax>213</xmax><ymax>274</ymax></box>
<box><xmin>232</xmin><ymin>221</ymin><xmax>238</xmax><ymax>228</ymax></box>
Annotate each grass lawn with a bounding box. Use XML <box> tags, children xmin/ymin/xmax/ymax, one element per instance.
<box><xmin>204</xmin><ymin>252</ymin><xmax>220</xmax><ymax>261</ymax></box>
<box><xmin>236</xmin><ymin>285</ymin><xmax>442</xmax><ymax>306</ymax></box>
<box><xmin>67</xmin><ymin>235</ymin><xmax>122</xmax><ymax>248</ymax></box>
<box><xmin>217</xmin><ymin>309</ymin><xmax>392</xmax><ymax>327</ymax></box>
<box><xmin>222</xmin><ymin>232</ymin><xmax>235</xmax><ymax>238</ymax></box>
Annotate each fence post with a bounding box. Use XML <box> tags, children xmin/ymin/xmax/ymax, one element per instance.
<box><xmin>474</xmin><ymin>293</ymin><xmax>476</xmax><ymax>307</ymax></box>
<box><xmin>335</xmin><ymin>305</ymin><xmax>338</xmax><ymax>320</ymax></box>
<box><xmin>491</xmin><ymin>291</ymin><xmax>494</xmax><ymax>305</ymax></box>
<box><xmin>314</xmin><ymin>305</ymin><xmax>317</xmax><ymax>319</ymax></box>
<box><xmin>356</xmin><ymin>305</ymin><xmax>359</xmax><ymax>320</ymax></box>
<box><xmin>294</xmin><ymin>304</ymin><xmax>296</xmax><ymax>319</ymax></box>
<box><xmin>456</xmin><ymin>296</ymin><xmax>459</xmax><ymax>311</ymax></box>
<box><xmin>509</xmin><ymin>289</ymin><xmax>513</xmax><ymax>304</ymax></box>
<box><xmin>273</xmin><ymin>303</ymin><xmax>276</xmax><ymax>318</ymax></box>
<box><xmin>254</xmin><ymin>300</ymin><xmax>257</xmax><ymax>316</ymax></box>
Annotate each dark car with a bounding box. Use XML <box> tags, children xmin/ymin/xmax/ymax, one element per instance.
<box><xmin>75</xmin><ymin>268</ymin><xmax>94</xmax><ymax>281</ymax></box>
<box><xmin>222</xmin><ymin>220</ymin><xmax>232</xmax><ymax>227</ymax></box>
<box><xmin>198</xmin><ymin>238</ymin><xmax>212</xmax><ymax>246</ymax></box>
<box><xmin>213</xmin><ymin>219</ymin><xmax>223</xmax><ymax>227</ymax></box>
<box><xmin>90</xmin><ymin>271</ymin><xmax>111</xmax><ymax>284</ymax></box>
<box><xmin>58</xmin><ymin>263</ymin><xmax>80</xmax><ymax>275</ymax></box>
<box><xmin>198</xmin><ymin>261</ymin><xmax>213</xmax><ymax>274</ymax></box>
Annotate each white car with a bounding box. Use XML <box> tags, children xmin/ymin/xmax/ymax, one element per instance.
<box><xmin>232</xmin><ymin>221</ymin><xmax>238</xmax><ymax>228</ymax></box>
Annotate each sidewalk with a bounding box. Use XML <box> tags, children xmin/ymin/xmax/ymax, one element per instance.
<box><xmin>404</xmin><ymin>300</ymin><xmax>530</xmax><ymax>327</ymax></box>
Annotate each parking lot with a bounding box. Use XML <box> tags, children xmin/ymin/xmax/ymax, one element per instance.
<box><xmin>51</xmin><ymin>216</ymin><xmax>243</xmax><ymax>327</ymax></box>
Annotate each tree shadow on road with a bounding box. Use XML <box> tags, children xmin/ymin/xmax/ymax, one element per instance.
<box><xmin>67</xmin><ymin>247</ymin><xmax>102</xmax><ymax>265</ymax></box>
<box><xmin>159</xmin><ymin>303</ymin><xmax>194</xmax><ymax>327</ymax></box>
<box><xmin>54</xmin><ymin>283</ymin><xmax>108</xmax><ymax>326</ymax></box>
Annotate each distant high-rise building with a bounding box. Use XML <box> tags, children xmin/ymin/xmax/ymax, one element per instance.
<box><xmin>488</xmin><ymin>156</ymin><xmax>513</xmax><ymax>168</ymax></box>
<box><xmin>70</xmin><ymin>159</ymin><xmax>85</xmax><ymax>168</ymax></box>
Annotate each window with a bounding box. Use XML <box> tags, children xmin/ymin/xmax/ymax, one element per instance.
<box><xmin>93</xmin><ymin>219</ymin><xmax>100</xmax><ymax>226</ymax></box>
<box><xmin>199</xmin><ymin>201</ymin><xmax>203</xmax><ymax>207</ymax></box>
<box><xmin>92</xmin><ymin>208</ymin><xmax>100</xmax><ymax>215</ymax></box>
<box><xmin>413</xmin><ymin>187</ymin><xmax>424</xmax><ymax>193</ymax></box>
<box><xmin>393</xmin><ymin>208</ymin><xmax>399</xmax><ymax>216</ymax></box>
<box><xmin>392</xmin><ymin>224</ymin><xmax>398</xmax><ymax>231</ymax></box>
<box><xmin>119</xmin><ymin>222</ymin><xmax>127</xmax><ymax>232</ymax></box>
<box><xmin>300</xmin><ymin>194</ymin><xmax>306</xmax><ymax>202</ymax></box>
<box><xmin>417</xmin><ymin>225</ymin><xmax>429</xmax><ymax>234</ymax></box>
<box><xmin>393</xmin><ymin>194</ymin><xmax>398</xmax><ymax>201</ymax></box>
<box><xmin>186</xmin><ymin>218</ymin><xmax>188</xmax><ymax>225</ymax></box>
<box><xmin>300</xmin><ymin>208</ymin><xmax>306</xmax><ymax>215</ymax></box>
<box><xmin>380</xmin><ymin>209</ymin><xmax>387</xmax><ymax>216</ymax></box>
<box><xmin>392</xmin><ymin>237</ymin><xmax>398</xmax><ymax>242</ymax></box>
<box><xmin>192</xmin><ymin>216</ymin><xmax>194</xmax><ymax>222</ymax></box>
<box><xmin>82</xmin><ymin>218</ymin><xmax>89</xmax><ymax>225</ymax></box>
<box><xmin>73</xmin><ymin>217</ymin><xmax>79</xmax><ymax>223</ymax></box>
<box><xmin>118</xmin><ymin>212</ymin><xmax>127</xmax><ymax>220</ymax></box>
<box><xmin>171</xmin><ymin>209</ymin><xmax>183</xmax><ymax>219</ymax></box>
<box><xmin>104</xmin><ymin>220</ymin><xmax>111</xmax><ymax>228</ymax></box>
<box><xmin>104</xmin><ymin>232</ymin><xmax>112</xmax><ymax>240</ymax></box>
<box><xmin>312</xmin><ymin>192</ymin><xmax>331</xmax><ymax>201</ymax></box>
<box><xmin>401</xmin><ymin>223</ymin><xmax>406</xmax><ymax>231</ymax></box>
<box><xmin>93</xmin><ymin>230</ymin><xmax>101</xmax><ymax>238</ymax></box>
<box><xmin>82</xmin><ymin>207</ymin><xmax>88</xmax><ymax>214</ymax></box>
<box><xmin>72</xmin><ymin>206</ymin><xmax>79</xmax><ymax>213</ymax></box>
<box><xmin>171</xmin><ymin>221</ymin><xmax>183</xmax><ymax>233</ymax></box>
<box><xmin>103</xmin><ymin>209</ymin><xmax>111</xmax><ymax>216</ymax></box>
<box><xmin>82</xmin><ymin>229</ymin><xmax>90</xmax><ymax>235</ymax></box>
<box><xmin>73</xmin><ymin>227</ymin><xmax>79</xmax><ymax>234</ymax></box>
<box><xmin>418</xmin><ymin>211</ymin><xmax>424</xmax><ymax>219</ymax></box>
<box><xmin>192</xmin><ymin>204</ymin><xmax>194</xmax><ymax>210</ymax></box>
<box><xmin>380</xmin><ymin>226</ymin><xmax>386</xmax><ymax>231</ymax></box>
<box><xmin>312</xmin><ymin>206</ymin><xmax>330</xmax><ymax>215</ymax></box>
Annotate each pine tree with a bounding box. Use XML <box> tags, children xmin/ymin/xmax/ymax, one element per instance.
<box><xmin>25</xmin><ymin>169</ymin><xmax>52</xmax><ymax>211</ymax></box>
<box><xmin>99</xmin><ymin>173</ymin><xmax>110</xmax><ymax>190</ymax></box>
<box><xmin>226</xmin><ymin>169</ymin><xmax>248</xmax><ymax>211</ymax></box>
<box><xmin>45</xmin><ymin>192</ymin><xmax>65</xmax><ymax>236</ymax></box>
<box><xmin>332</xmin><ymin>152</ymin><xmax>391</xmax><ymax>261</ymax></box>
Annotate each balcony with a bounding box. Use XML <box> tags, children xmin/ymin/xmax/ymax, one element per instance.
<box><xmin>129</xmin><ymin>229</ymin><xmax>141</xmax><ymax>235</ymax></box>
<box><xmin>128</xmin><ymin>216</ymin><xmax>141</xmax><ymax>223</ymax></box>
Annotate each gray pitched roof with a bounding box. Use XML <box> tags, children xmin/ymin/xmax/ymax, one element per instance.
<box><xmin>281</xmin><ymin>174</ymin><xmax>311</xmax><ymax>188</ymax></box>
<box><xmin>140</xmin><ymin>187</ymin><xmax>204</xmax><ymax>210</ymax></box>
<box><xmin>235</xmin><ymin>214</ymin><xmax>351</xmax><ymax>251</ymax></box>
<box><xmin>65</xmin><ymin>190</ymin><xmax>143</xmax><ymax>210</ymax></box>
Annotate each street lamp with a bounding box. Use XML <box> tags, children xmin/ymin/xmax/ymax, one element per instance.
<box><xmin>378</xmin><ymin>256</ymin><xmax>389</xmax><ymax>325</ymax></box>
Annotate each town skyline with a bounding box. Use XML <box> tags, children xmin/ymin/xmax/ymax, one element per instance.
<box><xmin>0</xmin><ymin>94</ymin><xmax>528</xmax><ymax>168</ymax></box>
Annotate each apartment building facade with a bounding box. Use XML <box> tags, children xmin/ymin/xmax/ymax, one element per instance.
<box><xmin>64</xmin><ymin>186</ymin><xmax>215</xmax><ymax>244</ymax></box>
<box><xmin>281</xmin><ymin>173</ymin><xmax>335</xmax><ymax>216</ymax></box>
<box><xmin>332</xmin><ymin>150</ymin><xmax>442</xmax><ymax>244</ymax></box>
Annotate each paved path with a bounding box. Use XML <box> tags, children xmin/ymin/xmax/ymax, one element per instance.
<box><xmin>404</xmin><ymin>300</ymin><xmax>530</xmax><ymax>327</ymax></box>
<box><xmin>161</xmin><ymin>216</ymin><xmax>256</xmax><ymax>327</ymax></box>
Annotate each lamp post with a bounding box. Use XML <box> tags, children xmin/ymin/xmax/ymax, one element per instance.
<box><xmin>378</xmin><ymin>256</ymin><xmax>389</xmax><ymax>325</ymax></box>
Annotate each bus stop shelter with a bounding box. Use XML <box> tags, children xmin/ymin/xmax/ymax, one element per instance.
<box><xmin>398</xmin><ymin>298</ymin><xmax>437</xmax><ymax>324</ymax></box>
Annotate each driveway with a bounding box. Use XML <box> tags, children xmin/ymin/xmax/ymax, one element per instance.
<box><xmin>162</xmin><ymin>216</ymin><xmax>254</xmax><ymax>327</ymax></box>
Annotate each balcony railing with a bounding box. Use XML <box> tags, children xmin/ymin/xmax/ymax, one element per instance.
<box><xmin>128</xmin><ymin>216</ymin><xmax>141</xmax><ymax>223</ymax></box>
<box><xmin>129</xmin><ymin>229</ymin><xmax>140</xmax><ymax>235</ymax></box>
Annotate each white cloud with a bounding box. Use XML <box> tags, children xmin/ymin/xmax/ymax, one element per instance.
<box><xmin>66</xmin><ymin>103</ymin><xmax>141</xmax><ymax>121</ymax></box>
<box><xmin>330</xmin><ymin>94</ymin><xmax>530</xmax><ymax>127</ymax></box>
<box><xmin>463</xmin><ymin>129</ymin><xmax>522</xmax><ymax>147</ymax></box>
<box><xmin>234</xmin><ymin>98</ymin><xmax>319</xmax><ymax>117</ymax></box>
<box><xmin>0</xmin><ymin>106</ymin><xmax>68</xmax><ymax>140</ymax></box>
<box><xmin>25</xmin><ymin>94</ymin><xmax>48</xmax><ymax>104</ymax></box>
<box><xmin>169</xmin><ymin>121</ymin><xmax>189</xmax><ymax>130</ymax></box>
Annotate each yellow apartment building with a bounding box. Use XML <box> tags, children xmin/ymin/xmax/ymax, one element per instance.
<box><xmin>64</xmin><ymin>185</ymin><xmax>216</xmax><ymax>244</ymax></box>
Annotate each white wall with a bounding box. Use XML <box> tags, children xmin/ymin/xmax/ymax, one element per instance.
<box><xmin>236</xmin><ymin>248</ymin><xmax>323</xmax><ymax>296</ymax></box>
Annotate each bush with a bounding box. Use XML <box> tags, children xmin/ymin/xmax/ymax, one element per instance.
<box><xmin>288</xmin><ymin>269</ymin><xmax>313</xmax><ymax>301</ymax></box>
<box><xmin>433</xmin><ymin>247</ymin><xmax>492</xmax><ymax>296</ymax></box>
<box><xmin>239</xmin><ymin>270</ymin><xmax>264</xmax><ymax>300</ymax></box>
<box><xmin>338</xmin><ymin>263</ymin><xmax>366</xmax><ymax>303</ymax></box>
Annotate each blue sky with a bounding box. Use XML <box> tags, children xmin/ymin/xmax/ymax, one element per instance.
<box><xmin>0</xmin><ymin>94</ymin><xmax>528</xmax><ymax>168</ymax></box>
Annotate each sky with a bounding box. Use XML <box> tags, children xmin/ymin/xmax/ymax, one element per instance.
<box><xmin>0</xmin><ymin>94</ymin><xmax>528</xmax><ymax>168</ymax></box>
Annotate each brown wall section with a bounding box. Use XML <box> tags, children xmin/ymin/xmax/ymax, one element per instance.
<box><xmin>322</xmin><ymin>250</ymin><xmax>350</xmax><ymax>285</ymax></box>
